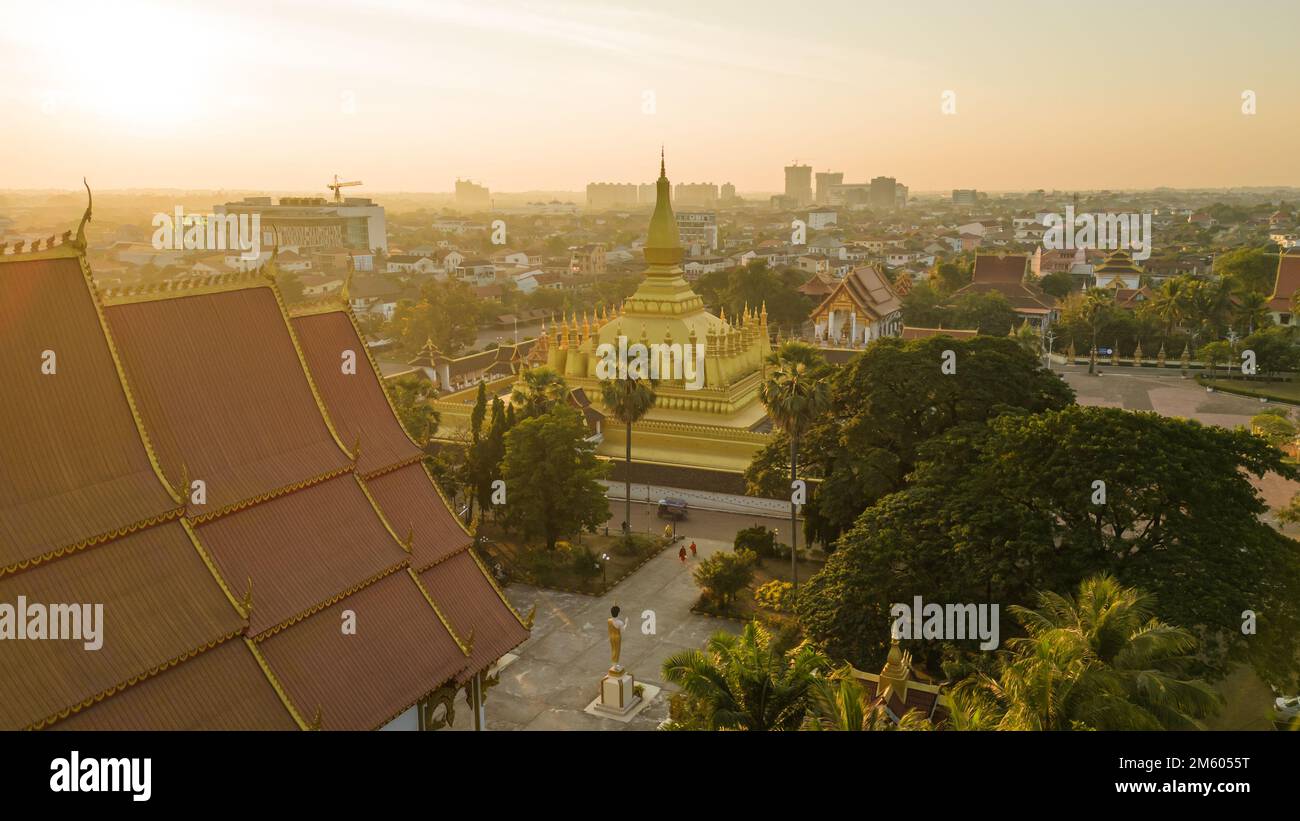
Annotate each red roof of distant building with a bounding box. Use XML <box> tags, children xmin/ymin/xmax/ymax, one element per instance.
<box><xmin>1268</xmin><ymin>252</ymin><xmax>1300</xmax><ymax>313</ymax></box>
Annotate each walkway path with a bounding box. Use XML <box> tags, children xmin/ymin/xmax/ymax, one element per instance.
<box><xmin>461</xmin><ymin>535</ymin><xmax>740</xmax><ymax>730</ymax></box>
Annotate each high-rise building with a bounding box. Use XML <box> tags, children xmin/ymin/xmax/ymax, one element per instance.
<box><xmin>674</xmin><ymin>182</ymin><xmax>719</xmax><ymax>209</ymax></box>
<box><xmin>785</xmin><ymin>164</ymin><xmax>813</xmax><ymax>206</ymax></box>
<box><xmin>815</xmin><ymin>171</ymin><xmax>843</xmax><ymax>204</ymax></box>
<box><xmin>720</xmin><ymin>182</ymin><xmax>737</xmax><ymax>203</ymax></box>
<box><xmin>870</xmin><ymin>176</ymin><xmax>898</xmax><ymax>210</ymax></box>
<box><xmin>587</xmin><ymin>182</ymin><xmax>639</xmax><ymax>210</ymax></box>
<box><xmin>676</xmin><ymin>211</ymin><xmax>718</xmax><ymax>252</ymax></box>
<box><xmin>454</xmin><ymin>178</ymin><xmax>491</xmax><ymax>211</ymax></box>
<box><xmin>952</xmin><ymin>189</ymin><xmax>980</xmax><ymax>205</ymax></box>
<box><xmin>638</xmin><ymin>182</ymin><xmax>662</xmax><ymax>205</ymax></box>
<box><xmin>895</xmin><ymin>183</ymin><xmax>909</xmax><ymax>208</ymax></box>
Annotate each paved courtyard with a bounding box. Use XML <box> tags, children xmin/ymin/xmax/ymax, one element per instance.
<box><xmin>459</xmin><ymin>534</ymin><xmax>742</xmax><ymax>731</ymax></box>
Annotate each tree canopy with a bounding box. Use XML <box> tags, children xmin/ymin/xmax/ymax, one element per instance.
<box><xmin>797</xmin><ymin>405</ymin><xmax>1300</xmax><ymax>690</ymax></box>
<box><xmin>745</xmin><ymin>336</ymin><xmax>1074</xmax><ymax>547</ymax></box>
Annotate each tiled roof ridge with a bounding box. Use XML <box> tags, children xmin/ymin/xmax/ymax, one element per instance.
<box><xmin>187</xmin><ymin>463</ymin><xmax>355</xmax><ymax>525</ymax></box>
<box><xmin>29</xmin><ymin>627</ymin><xmax>248</xmax><ymax>730</ymax></box>
<box><xmin>250</xmin><ymin>560</ymin><xmax>408</xmax><ymax>642</ymax></box>
<box><xmin>406</xmin><ymin>566</ymin><xmax>475</xmax><ymax>657</ymax></box>
<box><xmin>0</xmin><ymin>505</ymin><xmax>184</xmax><ymax>579</ymax></box>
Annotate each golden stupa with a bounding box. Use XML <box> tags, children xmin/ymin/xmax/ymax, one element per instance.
<box><xmin>525</xmin><ymin>151</ymin><xmax>773</xmax><ymax>472</ymax></box>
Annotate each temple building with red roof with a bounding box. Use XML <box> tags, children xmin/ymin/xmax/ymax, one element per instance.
<box><xmin>0</xmin><ymin>196</ymin><xmax>528</xmax><ymax>730</ymax></box>
<box><xmin>1267</xmin><ymin>250</ymin><xmax>1300</xmax><ymax>326</ymax></box>
<box><xmin>808</xmin><ymin>264</ymin><xmax>903</xmax><ymax>346</ymax></box>
<box><xmin>950</xmin><ymin>253</ymin><xmax>1058</xmax><ymax>329</ymax></box>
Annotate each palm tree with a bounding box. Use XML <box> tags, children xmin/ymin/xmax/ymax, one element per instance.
<box><xmin>803</xmin><ymin>666</ymin><xmax>933</xmax><ymax>731</ymax></box>
<box><xmin>662</xmin><ymin>622</ymin><xmax>828</xmax><ymax>730</ymax></box>
<box><xmin>952</xmin><ymin>575</ymin><xmax>1221</xmax><ymax>730</ymax></box>
<box><xmin>1078</xmin><ymin>289</ymin><xmax>1112</xmax><ymax>375</ymax></box>
<box><xmin>599</xmin><ymin>373</ymin><xmax>656</xmax><ymax>535</ymax></box>
<box><xmin>1151</xmin><ymin>277</ymin><xmax>1188</xmax><ymax>343</ymax></box>
<box><xmin>510</xmin><ymin>366</ymin><xmax>568</xmax><ymax>418</ymax></box>
<box><xmin>1234</xmin><ymin>290</ymin><xmax>1271</xmax><ymax>335</ymax></box>
<box><xmin>759</xmin><ymin>343</ymin><xmax>829</xmax><ymax>589</ymax></box>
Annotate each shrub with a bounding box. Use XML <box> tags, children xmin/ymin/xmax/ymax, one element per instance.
<box><xmin>734</xmin><ymin>525</ymin><xmax>778</xmax><ymax>558</ymax></box>
<box><xmin>754</xmin><ymin>580</ymin><xmax>794</xmax><ymax>612</ymax></box>
<box><xmin>694</xmin><ymin>549</ymin><xmax>757</xmax><ymax>608</ymax></box>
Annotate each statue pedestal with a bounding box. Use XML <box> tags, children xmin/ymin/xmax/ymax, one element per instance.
<box><xmin>593</xmin><ymin>667</ymin><xmax>640</xmax><ymax>717</ymax></box>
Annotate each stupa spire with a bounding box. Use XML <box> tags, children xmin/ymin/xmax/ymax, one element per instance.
<box><xmin>644</xmin><ymin>149</ymin><xmax>683</xmax><ymax>268</ymax></box>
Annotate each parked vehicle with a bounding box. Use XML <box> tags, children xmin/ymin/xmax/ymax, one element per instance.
<box><xmin>1273</xmin><ymin>695</ymin><xmax>1300</xmax><ymax>729</ymax></box>
<box><xmin>657</xmin><ymin>498</ymin><xmax>688</xmax><ymax>521</ymax></box>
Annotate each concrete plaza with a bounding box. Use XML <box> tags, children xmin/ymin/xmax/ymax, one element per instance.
<box><xmin>452</xmin><ymin>534</ymin><xmax>742</xmax><ymax>731</ymax></box>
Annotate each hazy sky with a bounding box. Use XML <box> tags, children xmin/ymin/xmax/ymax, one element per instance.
<box><xmin>3</xmin><ymin>0</ymin><xmax>1298</xmax><ymax>193</ymax></box>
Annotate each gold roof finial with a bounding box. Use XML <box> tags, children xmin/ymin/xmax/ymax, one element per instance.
<box><xmin>242</xmin><ymin>576</ymin><xmax>254</xmax><ymax>614</ymax></box>
<box><xmin>73</xmin><ymin>178</ymin><xmax>92</xmax><ymax>250</ymax></box>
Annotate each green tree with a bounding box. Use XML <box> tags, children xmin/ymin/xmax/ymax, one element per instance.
<box><xmin>803</xmin><ymin>666</ymin><xmax>933</xmax><ymax>731</ymax></box>
<box><xmin>759</xmin><ymin>341</ymin><xmax>831</xmax><ymax>588</ymax></box>
<box><xmin>952</xmin><ymin>575</ymin><xmax>1221</xmax><ymax>730</ymax></box>
<box><xmin>599</xmin><ymin>373</ymin><xmax>656</xmax><ymax>535</ymax></box>
<box><xmin>693</xmin><ymin>549</ymin><xmax>757</xmax><ymax>609</ymax></box>
<box><xmin>950</xmin><ymin>291</ymin><xmax>1017</xmax><ymax>336</ymax></box>
<box><xmin>1250</xmin><ymin>411</ymin><xmax>1296</xmax><ymax>449</ymax></box>
<box><xmin>1242</xmin><ymin>325</ymin><xmax>1300</xmax><ymax>375</ymax></box>
<box><xmin>1199</xmin><ymin>340</ymin><xmax>1232</xmax><ymax>378</ymax></box>
<box><xmin>931</xmin><ymin>261</ymin><xmax>970</xmax><ymax>295</ymax></box>
<box><xmin>510</xmin><ymin>366</ymin><xmax>569</xmax><ymax>418</ymax></box>
<box><xmin>1038</xmin><ymin>270</ymin><xmax>1073</xmax><ymax>299</ymax></box>
<box><xmin>745</xmin><ymin>336</ymin><xmax>1073</xmax><ymax>547</ymax></box>
<box><xmin>1215</xmin><ymin>246</ymin><xmax>1278</xmax><ymax>296</ymax></box>
<box><xmin>797</xmin><ymin>405</ymin><xmax>1300</xmax><ymax>689</ymax></box>
<box><xmin>900</xmin><ymin>282</ymin><xmax>951</xmax><ymax>329</ymax></box>
<box><xmin>387</xmin><ymin>374</ymin><xmax>440</xmax><ymax>447</ymax></box>
<box><xmin>499</xmin><ymin>405</ymin><xmax>609</xmax><ymax>550</ymax></box>
<box><xmin>661</xmin><ymin>622</ymin><xmax>828</xmax><ymax>731</ymax></box>
<box><xmin>389</xmin><ymin>279</ymin><xmax>482</xmax><ymax>355</ymax></box>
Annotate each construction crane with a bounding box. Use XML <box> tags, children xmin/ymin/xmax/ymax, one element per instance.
<box><xmin>328</xmin><ymin>174</ymin><xmax>362</xmax><ymax>203</ymax></box>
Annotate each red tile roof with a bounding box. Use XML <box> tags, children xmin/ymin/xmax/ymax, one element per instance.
<box><xmin>291</xmin><ymin>311</ymin><xmax>423</xmax><ymax>475</ymax></box>
<box><xmin>51</xmin><ymin>639</ymin><xmax>299</xmax><ymax>730</ymax></box>
<box><xmin>0</xmin><ymin>521</ymin><xmax>247</xmax><ymax>729</ymax></box>
<box><xmin>1268</xmin><ymin>252</ymin><xmax>1300</xmax><ymax>313</ymax></box>
<box><xmin>419</xmin><ymin>551</ymin><xmax>530</xmax><ymax>678</ymax></box>
<box><xmin>256</xmin><ymin>571</ymin><xmax>467</xmax><ymax>729</ymax></box>
<box><xmin>0</xmin><ymin>257</ymin><xmax>177</xmax><ymax>569</ymax></box>
<box><xmin>104</xmin><ymin>286</ymin><xmax>352</xmax><ymax>513</ymax></box>
<box><xmin>194</xmin><ymin>475</ymin><xmax>409</xmax><ymax>635</ymax></box>
<box><xmin>364</xmin><ymin>463</ymin><xmax>471</xmax><ymax>569</ymax></box>
<box><xmin>972</xmin><ymin>253</ymin><xmax>1028</xmax><ymax>283</ymax></box>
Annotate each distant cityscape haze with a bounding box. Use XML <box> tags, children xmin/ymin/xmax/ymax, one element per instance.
<box><xmin>2</xmin><ymin>0</ymin><xmax>1298</xmax><ymax>191</ymax></box>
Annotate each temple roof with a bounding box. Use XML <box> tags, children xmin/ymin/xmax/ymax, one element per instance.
<box><xmin>811</xmin><ymin>265</ymin><xmax>903</xmax><ymax>321</ymax></box>
<box><xmin>104</xmin><ymin>286</ymin><xmax>354</xmax><ymax>513</ymax></box>
<box><xmin>0</xmin><ymin>256</ymin><xmax>178</xmax><ymax>569</ymax></box>
<box><xmin>1268</xmin><ymin>251</ymin><xmax>1300</xmax><ymax>312</ymax></box>
<box><xmin>971</xmin><ymin>253</ymin><xmax>1029</xmax><ymax>283</ymax></box>
<box><xmin>1094</xmin><ymin>247</ymin><xmax>1143</xmax><ymax>275</ymax></box>
<box><xmin>294</xmin><ymin>310</ymin><xmax>425</xmax><ymax>475</ymax></box>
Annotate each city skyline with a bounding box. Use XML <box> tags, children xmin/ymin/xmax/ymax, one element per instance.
<box><xmin>2</xmin><ymin>0</ymin><xmax>1299</xmax><ymax>193</ymax></box>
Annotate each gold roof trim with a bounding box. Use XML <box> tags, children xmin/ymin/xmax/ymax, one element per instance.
<box><xmin>354</xmin><ymin>472</ymin><xmax>413</xmax><ymax>554</ymax></box>
<box><xmin>267</xmin><ymin>273</ymin><xmax>358</xmax><ymax>462</ymax></box>
<box><xmin>249</xmin><ymin>560</ymin><xmax>406</xmax><ymax>642</ymax></box>
<box><xmin>0</xmin><ymin>506</ymin><xmax>183</xmax><ymax>579</ymax></box>
<box><xmin>180</xmin><ymin>518</ymin><xmax>250</xmax><ymax>620</ymax></box>
<box><xmin>406</xmin><ymin>566</ymin><xmax>474</xmax><ymax>657</ymax></box>
<box><xmin>99</xmin><ymin>268</ymin><xmax>274</xmax><ymax>306</ymax></box>
<box><xmin>244</xmin><ymin>637</ymin><xmax>311</xmax><ymax>730</ymax></box>
<box><xmin>465</xmin><ymin>544</ymin><xmax>532</xmax><ymax>630</ymax></box>
<box><xmin>29</xmin><ymin>628</ymin><xmax>246</xmax><ymax>730</ymax></box>
<box><xmin>187</xmin><ymin>463</ymin><xmax>354</xmax><ymax>525</ymax></box>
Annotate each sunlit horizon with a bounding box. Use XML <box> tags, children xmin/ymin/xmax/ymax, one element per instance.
<box><xmin>3</xmin><ymin>0</ymin><xmax>1299</xmax><ymax>193</ymax></box>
